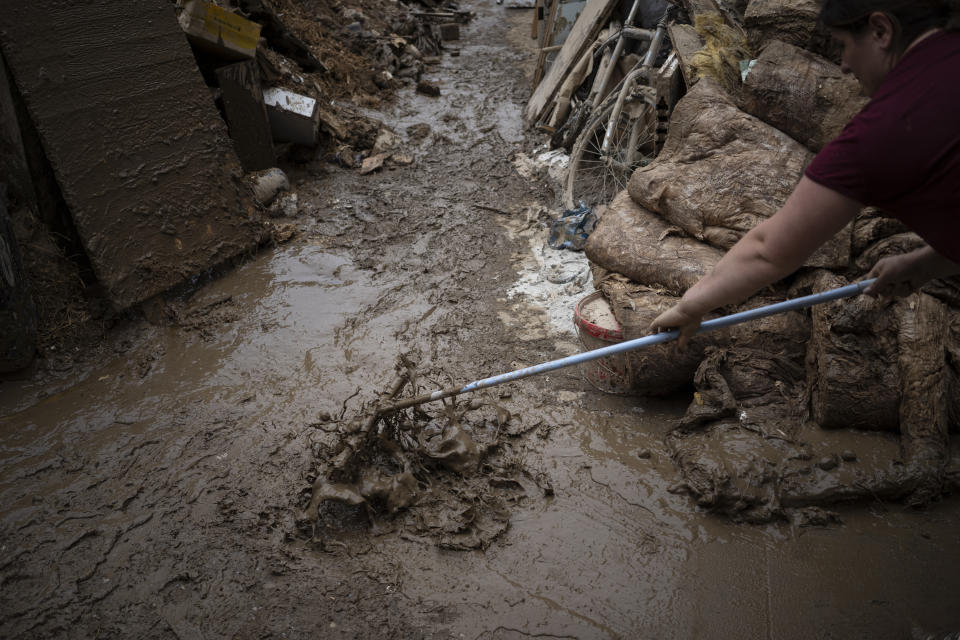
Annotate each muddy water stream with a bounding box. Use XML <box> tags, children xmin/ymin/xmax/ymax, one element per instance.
<box><xmin>2</xmin><ymin>3</ymin><xmax>959</xmax><ymax>638</ymax></box>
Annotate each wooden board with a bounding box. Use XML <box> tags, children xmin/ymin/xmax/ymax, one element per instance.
<box><xmin>532</xmin><ymin>0</ymin><xmax>560</xmax><ymax>89</ymax></box>
<box><xmin>524</xmin><ymin>0</ymin><xmax>618</xmax><ymax>126</ymax></box>
<box><xmin>0</xmin><ymin>0</ymin><xmax>263</xmax><ymax>309</ymax></box>
<box><xmin>666</xmin><ymin>22</ymin><xmax>705</xmax><ymax>89</ymax></box>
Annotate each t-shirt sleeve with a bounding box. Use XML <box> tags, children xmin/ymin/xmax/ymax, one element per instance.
<box><xmin>804</xmin><ymin>117</ymin><xmax>871</xmax><ymax>205</ymax></box>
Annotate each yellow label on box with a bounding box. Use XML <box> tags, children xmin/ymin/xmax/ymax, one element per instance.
<box><xmin>202</xmin><ymin>4</ymin><xmax>260</xmax><ymax>53</ymax></box>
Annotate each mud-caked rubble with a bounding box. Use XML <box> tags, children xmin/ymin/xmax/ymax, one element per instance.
<box><xmin>584</xmin><ymin>1</ymin><xmax>960</xmax><ymax>522</ymax></box>
<box><xmin>300</xmin><ymin>362</ymin><xmax>553</xmax><ymax>550</ymax></box>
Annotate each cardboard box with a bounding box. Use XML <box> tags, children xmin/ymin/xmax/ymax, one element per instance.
<box><xmin>179</xmin><ymin>0</ymin><xmax>260</xmax><ymax>60</ymax></box>
<box><xmin>262</xmin><ymin>87</ymin><xmax>319</xmax><ymax>146</ymax></box>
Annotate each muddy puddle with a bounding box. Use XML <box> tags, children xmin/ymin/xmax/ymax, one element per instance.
<box><xmin>2</xmin><ymin>3</ymin><xmax>959</xmax><ymax>638</ymax></box>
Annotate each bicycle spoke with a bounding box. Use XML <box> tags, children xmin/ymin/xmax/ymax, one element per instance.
<box><xmin>567</xmin><ymin>90</ymin><xmax>660</xmax><ymax>209</ymax></box>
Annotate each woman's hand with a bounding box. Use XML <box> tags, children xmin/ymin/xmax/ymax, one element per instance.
<box><xmin>865</xmin><ymin>246</ymin><xmax>960</xmax><ymax>298</ymax></box>
<box><xmin>865</xmin><ymin>252</ymin><xmax>925</xmax><ymax>297</ymax></box>
<box><xmin>648</xmin><ymin>303</ymin><xmax>703</xmax><ymax>349</ymax></box>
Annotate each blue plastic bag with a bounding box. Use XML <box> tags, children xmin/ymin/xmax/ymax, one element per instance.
<box><xmin>547</xmin><ymin>203</ymin><xmax>597</xmax><ymax>251</ymax></box>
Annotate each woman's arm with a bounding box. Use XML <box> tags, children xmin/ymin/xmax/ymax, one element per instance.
<box><xmin>649</xmin><ymin>176</ymin><xmax>862</xmax><ymax>346</ymax></box>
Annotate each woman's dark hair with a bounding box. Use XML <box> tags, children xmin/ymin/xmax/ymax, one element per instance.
<box><xmin>819</xmin><ymin>0</ymin><xmax>954</xmax><ymax>54</ymax></box>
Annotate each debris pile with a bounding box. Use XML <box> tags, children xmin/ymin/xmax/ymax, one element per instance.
<box><xmin>583</xmin><ymin>0</ymin><xmax>960</xmax><ymax>521</ymax></box>
<box><xmin>300</xmin><ymin>361</ymin><xmax>552</xmax><ymax>550</ymax></box>
<box><xmin>0</xmin><ymin>0</ymin><xmax>470</xmax><ymax>370</ymax></box>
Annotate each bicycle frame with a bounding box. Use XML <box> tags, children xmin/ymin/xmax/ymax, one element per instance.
<box><xmin>599</xmin><ymin>10</ymin><xmax>670</xmax><ymax>160</ymax></box>
<box><xmin>589</xmin><ymin>0</ymin><xmax>646</xmax><ymax>109</ymax></box>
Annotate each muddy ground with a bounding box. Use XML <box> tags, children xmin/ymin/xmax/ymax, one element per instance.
<box><xmin>2</xmin><ymin>3</ymin><xmax>960</xmax><ymax>638</ymax></box>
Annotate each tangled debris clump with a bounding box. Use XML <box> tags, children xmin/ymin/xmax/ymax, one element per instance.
<box><xmin>299</xmin><ymin>359</ymin><xmax>552</xmax><ymax>550</ymax></box>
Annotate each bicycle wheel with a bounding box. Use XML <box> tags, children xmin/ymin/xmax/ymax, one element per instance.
<box><xmin>564</xmin><ymin>86</ymin><xmax>657</xmax><ymax>210</ymax></box>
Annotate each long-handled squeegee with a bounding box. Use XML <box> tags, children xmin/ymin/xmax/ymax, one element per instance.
<box><xmin>374</xmin><ymin>279</ymin><xmax>877</xmax><ymax>416</ymax></box>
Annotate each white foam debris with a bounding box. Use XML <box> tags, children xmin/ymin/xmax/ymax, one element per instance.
<box><xmin>507</xmin><ymin>227</ymin><xmax>592</xmax><ymax>336</ymax></box>
<box><xmin>512</xmin><ymin>146</ymin><xmax>569</xmax><ymax>185</ymax></box>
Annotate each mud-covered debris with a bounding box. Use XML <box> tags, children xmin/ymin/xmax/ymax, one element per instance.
<box><xmin>238</xmin><ymin>0</ymin><xmax>329</xmax><ymax>73</ymax></box>
<box><xmin>301</xmin><ymin>361</ymin><xmax>549</xmax><ymax>550</ymax></box>
<box><xmin>743</xmin><ymin>0</ymin><xmax>838</xmax><ymax>60</ymax></box>
<box><xmin>360</xmin><ymin>153</ymin><xmax>389</xmax><ymax>175</ymax></box>
<box><xmin>268</xmin><ymin>192</ymin><xmax>299</xmax><ymax>217</ymax></box>
<box><xmin>268</xmin><ymin>222</ymin><xmax>297</xmax><ymax>245</ymax></box>
<box><xmin>390</xmin><ymin>153</ymin><xmax>415</xmax><ymax>166</ymax></box>
<box><xmin>263</xmin><ymin>87</ymin><xmax>320</xmax><ymax>146</ymax></box>
<box><xmin>438</xmin><ymin>23</ymin><xmax>460</xmax><ymax>41</ymax></box>
<box><xmin>407</xmin><ymin>123</ymin><xmax>432</xmax><ymax>141</ymax></box>
<box><xmin>416</xmin><ymin>80</ymin><xmax>441</xmax><ymax>97</ymax></box>
<box><xmin>170</xmin><ymin>295</ymin><xmax>241</xmax><ymax>340</ymax></box>
<box><xmin>332</xmin><ymin>145</ymin><xmax>359</xmax><ymax>168</ymax></box>
<box><xmin>817</xmin><ymin>456</ymin><xmax>838</xmax><ymax>471</ymax></box>
<box><xmin>179</xmin><ymin>0</ymin><xmax>261</xmax><ymax>60</ymax></box>
<box><xmin>788</xmin><ymin>507</ymin><xmax>842</xmax><ymax>528</ymax></box>
<box><xmin>250</xmin><ymin>168</ymin><xmax>290</xmax><ymax>205</ymax></box>
<box><xmin>374</xmin><ymin>70</ymin><xmax>396</xmax><ymax>89</ymax></box>
<box><xmin>596</xmin><ymin>274</ymin><xmax>713</xmax><ymax>396</ymax></box>
<box><xmin>371</xmin><ymin>127</ymin><xmax>402</xmax><ymax>155</ymax></box>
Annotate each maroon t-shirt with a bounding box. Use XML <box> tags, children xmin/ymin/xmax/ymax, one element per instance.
<box><xmin>805</xmin><ymin>30</ymin><xmax>960</xmax><ymax>262</ymax></box>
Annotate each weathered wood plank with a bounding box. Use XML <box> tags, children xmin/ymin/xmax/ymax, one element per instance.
<box><xmin>666</xmin><ymin>22</ymin><xmax>705</xmax><ymax>89</ymax></box>
<box><xmin>525</xmin><ymin>0</ymin><xmax>618</xmax><ymax>125</ymax></box>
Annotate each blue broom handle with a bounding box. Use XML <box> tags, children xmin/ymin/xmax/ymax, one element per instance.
<box><xmin>381</xmin><ymin>279</ymin><xmax>875</xmax><ymax>412</ymax></box>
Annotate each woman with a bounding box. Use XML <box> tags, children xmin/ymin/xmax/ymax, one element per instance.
<box><xmin>649</xmin><ymin>0</ymin><xmax>960</xmax><ymax>346</ymax></box>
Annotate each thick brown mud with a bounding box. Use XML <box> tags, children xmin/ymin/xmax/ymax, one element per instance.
<box><xmin>2</xmin><ymin>4</ymin><xmax>960</xmax><ymax>639</ymax></box>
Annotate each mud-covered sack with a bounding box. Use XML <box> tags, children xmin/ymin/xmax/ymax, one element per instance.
<box><xmin>584</xmin><ymin>190</ymin><xmax>723</xmax><ymax>297</ymax></box>
<box><xmin>679</xmin><ymin>346</ymin><xmax>807</xmax><ymax>431</ymax></box>
<box><xmin>744</xmin><ymin>0</ymin><xmax>838</xmax><ymax>61</ymax></box>
<box><xmin>626</xmin><ymin>79</ymin><xmax>851</xmax><ymax>269</ymax></box>
<box><xmin>667</xmin><ymin>346</ymin><xmax>809</xmax><ymax>522</ymax></box>
<box><xmin>852</xmin><ymin>208</ymin><xmax>910</xmax><ymax>257</ymax></box>
<box><xmin>725</xmin><ymin>296</ymin><xmax>810</xmax><ymax>364</ymax></box>
<box><xmin>597</xmin><ymin>274</ymin><xmax>714</xmax><ymax>395</ymax></box>
<box><xmin>739</xmin><ymin>40</ymin><xmax>867</xmax><ymax>152</ymax></box>
<box><xmin>805</xmin><ymin>271</ymin><xmax>902</xmax><ymax>431</ymax></box>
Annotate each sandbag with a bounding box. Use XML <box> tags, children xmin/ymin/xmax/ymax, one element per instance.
<box><xmin>667</xmin><ymin>346</ymin><xmax>808</xmax><ymax>522</ymax></box>
<box><xmin>627</xmin><ymin>79</ymin><xmax>851</xmax><ymax>268</ymax></box>
<box><xmin>596</xmin><ymin>274</ymin><xmax>713</xmax><ymax>395</ymax></box>
<box><xmin>853</xmin><ymin>232</ymin><xmax>926</xmax><ymax>275</ymax></box>
<box><xmin>896</xmin><ymin>292</ymin><xmax>950</xmax><ymax>480</ymax></box>
<box><xmin>744</xmin><ymin>0</ymin><xmax>838</xmax><ymax>61</ymax></box>
<box><xmin>584</xmin><ymin>190</ymin><xmax>723</xmax><ymax>297</ymax></box>
<box><xmin>681</xmin><ymin>346</ymin><xmax>807</xmax><ymax>430</ymax></box>
<box><xmin>880</xmin><ymin>290</ymin><xmax>952</xmax><ymax>503</ymax></box>
<box><xmin>725</xmin><ymin>297</ymin><xmax>810</xmax><ymax>364</ymax></box>
<box><xmin>739</xmin><ymin>40</ymin><xmax>867</xmax><ymax>152</ymax></box>
<box><xmin>805</xmin><ymin>271</ymin><xmax>902</xmax><ymax>431</ymax></box>
<box><xmin>852</xmin><ymin>208</ymin><xmax>910</xmax><ymax>257</ymax></box>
